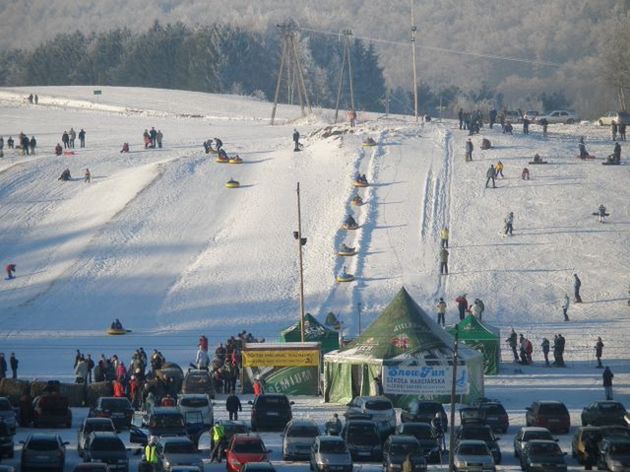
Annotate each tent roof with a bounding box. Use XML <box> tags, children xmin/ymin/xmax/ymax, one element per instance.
<box><xmin>328</xmin><ymin>287</ymin><xmax>458</xmax><ymax>361</ymax></box>
<box><xmin>280</xmin><ymin>312</ymin><xmax>337</xmax><ymax>340</ymax></box>
<box><xmin>448</xmin><ymin>315</ymin><xmax>499</xmax><ymax>341</ymax></box>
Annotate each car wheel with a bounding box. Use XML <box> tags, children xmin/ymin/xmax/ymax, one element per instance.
<box><xmin>566</xmin><ymin>119</ymin><xmax>575</xmax><ymax>124</ymax></box>
<box><xmin>599</xmin><ymin>120</ymin><xmax>604</xmax><ymax>126</ymax></box>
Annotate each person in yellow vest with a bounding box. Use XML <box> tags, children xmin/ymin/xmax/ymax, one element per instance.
<box><xmin>144</xmin><ymin>436</ymin><xmax>158</xmax><ymax>471</ymax></box>
<box><xmin>495</xmin><ymin>161</ymin><xmax>504</xmax><ymax>178</ymax></box>
<box><xmin>210</xmin><ymin>422</ymin><xmax>226</xmax><ymax>463</ymax></box>
<box><xmin>440</xmin><ymin>227</ymin><xmax>449</xmax><ymax>248</ymax></box>
<box><xmin>436</xmin><ymin>298</ymin><xmax>447</xmax><ymax>327</ymax></box>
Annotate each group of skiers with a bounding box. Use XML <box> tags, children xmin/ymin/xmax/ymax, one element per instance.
<box><xmin>143</xmin><ymin>127</ymin><xmax>163</xmax><ymax>149</ymax></box>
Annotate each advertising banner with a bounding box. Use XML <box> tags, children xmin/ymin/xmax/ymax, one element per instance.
<box><xmin>242</xmin><ymin>349</ymin><xmax>319</xmax><ymax>367</ymax></box>
<box><xmin>382</xmin><ymin>365</ymin><xmax>469</xmax><ymax>395</ymax></box>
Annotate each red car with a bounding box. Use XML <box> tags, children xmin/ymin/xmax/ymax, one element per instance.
<box><xmin>525</xmin><ymin>401</ymin><xmax>570</xmax><ymax>434</ymax></box>
<box><xmin>225</xmin><ymin>434</ymin><xmax>271</xmax><ymax>472</ymax></box>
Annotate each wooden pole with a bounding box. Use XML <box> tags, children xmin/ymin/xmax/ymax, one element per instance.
<box><xmin>297</xmin><ymin>182</ymin><xmax>306</xmax><ymax>342</ymax></box>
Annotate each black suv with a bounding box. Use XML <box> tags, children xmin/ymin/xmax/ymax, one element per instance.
<box><xmin>401</xmin><ymin>402</ymin><xmax>447</xmax><ymax>432</ymax></box>
<box><xmin>83</xmin><ymin>432</ymin><xmax>129</xmax><ymax>472</ymax></box>
<box><xmin>0</xmin><ymin>420</ymin><xmax>14</xmax><ymax>458</ymax></box>
<box><xmin>249</xmin><ymin>395</ymin><xmax>294</xmax><ymax>431</ymax></box>
<box><xmin>477</xmin><ymin>401</ymin><xmax>509</xmax><ymax>434</ymax></box>
<box><xmin>342</xmin><ymin>419</ymin><xmax>382</xmax><ymax>462</ymax></box>
<box><xmin>130</xmin><ymin>408</ymin><xmax>187</xmax><ymax>445</ymax></box>
<box><xmin>456</xmin><ymin>424</ymin><xmax>502</xmax><ymax>464</ymax></box>
<box><xmin>77</xmin><ymin>417</ymin><xmax>116</xmax><ymax>457</ymax></box>
<box><xmin>382</xmin><ymin>435</ymin><xmax>427</xmax><ymax>472</ymax></box>
<box><xmin>89</xmin><ymin>397</ymin><xmax>134</xmax><ymax>430</ymax></box>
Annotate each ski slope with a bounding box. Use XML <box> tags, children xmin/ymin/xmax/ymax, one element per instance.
<box><xmin>0</xmin><ymin>86</ymin><xmax>628</xmax><ymax>402</ymax></box>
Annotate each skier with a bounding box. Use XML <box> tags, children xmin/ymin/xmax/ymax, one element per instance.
<box><xmin>495</xmin><ymin>161</ymin><xmax>504</xmax><ymax>178</ymax></box>
<box><xmin>455</xmin><ymin>294</ymin><xmax>468</xmax><ymax>321</ymax></box>
<box><xmin>84</xmin><ymin>168</ymin><xmax>91</xmax><ymax>183</ymax></box>
<box><xmin>293</xmin><ymin>129</ymin><xmax>301</xmax><ymax>151</ymax></box>
<box><xmin>595</xmin><ymin>337</ymin><xmax>604</xmax><ymax>368</ymax></box>
<box><xmin>465</xmin><ymin>138</ymin><xmax>473</xmax><ymax>161</ymax></box>
<box><xmin>596</xmin><ymin>204</ymin><xmax>608</xmax><ymax>223</ymax></box>
<box><xmin>5</xmin><ymin>263</ymin><xmax>16</xmax><ymax>280</ymax></box>
<box><xmin>78</xmin><ymin>129</ymin><xmax>86</xmax><ymax>148</ymax></box>
<box><xmin>561</xmin><ymin>294</ymin><xmax>570</xmax><ymax>321</ymax></box>
<box><xmin>485</xmin><ymin>164</ymin><xmax>496</xmax><ymax>188</ymax></box>
<box><xmin>440</xmin><ymin>227</ymin><xmax>449</xmax><ymax>248</ymax></box>
<box><xmin>541</xmin><ymin>338</ymin><xmax>550</xmax><ymax>367</ymax></box>
<box><xmin>506</xmin><ymin>329</ymin><xmax>518</xmax><ymax>361</ymax></box>
<box><xmin>573</xmin><ymin>274</ymin><xmax>582</xmax><ymax>303</ymax></box>
<box><xmin>603</xmin><ymin>366</ymin><xmax>614</xmax><ymax>400</ymax></box>
<box><xmin>504</xmin><ymin>211</ymin><xmax>514</xmax><ymax>236</ymax></box>
<box><xmin>439</xmin><ymin>247</ymin><xmax>449</xmax><ymax>275</ymax></box>
<box><xmin>436</xmin><ymin>298</ymin><xmax>447</xmax><ymax>327</ymax></box>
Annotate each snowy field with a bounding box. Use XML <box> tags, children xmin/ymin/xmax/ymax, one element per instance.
<box><xmin>0</xmin><ymin>86</ymin><xmax>629</xmax><ymax>469</ymax></box>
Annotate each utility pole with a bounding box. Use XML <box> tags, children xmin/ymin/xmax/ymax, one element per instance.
<box><xmin>334</xmin><ymin>29</ymin><xmax>356</xmax><ymax>123</ymax></box>
<box><xmin>410</xmin><ymin>0</ymin><xmax>419</xmax><ymax>122</ymax></box>
<box><xmin>293</xmin><ymin>182</ymin><xmax>308</xmax><ymax>342</ymax></box>
<box><xmin>271</xmin><ymin>21</ymin><xmax>312</xmax><ymax>125</ymax></box>
<box><xmin>448</xmin><ymin>325</ymin><xmax>459</xmax><ymax>472</ymax></box>
<box><xmin>357</xmin><ymin>302</ymin><xmax>362</xmax><ymax>335</ymax></box>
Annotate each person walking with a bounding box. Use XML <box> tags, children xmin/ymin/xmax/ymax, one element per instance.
<box><xmin>504</xmin><ymin>212</ymin><xmax>514</xmax><ymax>236</ymax></box>
<box><xmin>78</xmin><ymin>129</ymin><xmax>86</xmax><ymax>148</ymax></box>
<box><xmin>0</xmin><ymin>353</ymin><xmax>6</xmax><ymax>379</ymax></box>
<box><xmin>495</xmin><ymin>161</ymin><xmax>504</xmax><ymax>178</ymax></box>
<box><xmin>507</xmin><ymin>329</ymin><xmax>518</xmax><ymax>362</ymax></box>
<box><xmin>603</xmin><ymin>366</ymin><xmax>614</xmax><ymax>400</ymax></box>
<box><xmin>620</xmin><ymin>123</ymin><xmax>627</xmax><ymax>141</ymax></box>
<box><xmin>5</xmin><ymin>263</ymin><xmax>16</xmax><ymax>280</ymax></box>
<box><xmin>210</xmin><ymin>422</ymin><xmax>226</xmax><ymax>463</ymax></box>
<box><xmin>143</xmin><ymin>436</ymin><xmax>159</xmax><ymax>472</ymax></box>
<box><xmin>439</xmin><ymin>247</ymin><xmax>449</xmax><ymax>275</ymax></box>
<box><xmin>253</xmin><ymin>377</ymin><xmax>264</xmax><ymax>396</ymax></box>
<box><xmin>595</xmin><ymin>337</ymin><xmax>604</xmax><ymax>368</ymax></box>
<box><xmin>436</xmin><ymin>298</ymin><xmax>447</xmax><ymax>327</ymax></box>
<box><xmin>465</xmin><ymin>138</ymin><xmax>473</xmax><ymax>161</ymax></box>
<box><xmin>562</xmin><ymin>294</ymin><xmax>570</xmax><ymax>321</ymax></box>
<box><xmin>612</xmin><ymin>121</ymin><xmax>618</xmax><ymax>141</ymax></box>
<box><xmin>373</xmin><ymin>375</ymin><xmax>384</xmax><ymax>395</ymax></box>
<box><xmin>541</xmin><ymin>338</ymin><xmax>550</xmax><ymax>367</ymax></box>
<box><xmin>9</xmin><ymin>353</ymin><xmax>18</xmax><ymax>379</ymax></box>
<box><xmin>226</xmin><ymin>390</ymin><xmax>242</xmax><ymax>420</ymax></box>
<box><xmin>574</xmin><ymin>274</ymin><xmax>582</xmax><ymax>303</ymax></box>
<box><xmin>84</xmin><ymin>168</ymin><xmax>91</xmax><ymax>183</ymax></box>
<box><xmin>292</xmin><ymin>129</ymin><xmax>301</xmax><ymax>151</ymax></box>
<box><xmin>485</xmin><ymin>164</ymin><xmax>496</xmax><ymax>188</ymax></box>
<box><xmin>440</xmin><ymin>227</ymin><xmax>449</xmax><ymax>248</ymax></box>
<box><xmin>455</xmin><ymin>294</ymin><xmax>468</xmax><ymax>321</ymax></box>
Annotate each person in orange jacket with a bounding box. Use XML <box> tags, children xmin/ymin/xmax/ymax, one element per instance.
<box><xmin>253</xmin><ymin>378</ymin><xmax>264</xmax><ymax>396</ymax></box>
<box><xmin>113</xmin><ymin>380</ymin><xmax>125</xmax><ymax>397</ymax></box>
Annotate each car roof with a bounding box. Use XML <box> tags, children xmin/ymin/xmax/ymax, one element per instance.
<box><xmin>232</xmin><ymin>433</ymin><xmax>263</xmax><ymax>442</ymax></box>
<box><xmin>151</xmin><ymin>407</ymin><xmax>182</xmax><ymax>414</ymax></box>
<box><xmin>89</xmin><ymin>432</ymin><xmax>119</xmax><ymax>439</ymax></box>
<box><xmin>602</xmin><ymin>437</ymin><xmax>630</xmax><ymax>445</ymax></box>
<box><xmin>520</xmin><ymin>427</ymin><xmax>551</xmax><ymax>433</ymax></box>
<box><xmin>257</xmin><ymin>394</ymin><xmax>289</xmax><ymax>399</ymax></box>
<box><xmin>178</xmin><ymin>394</ymin><xmax>208</xmax><ymax>399</ymax></box>
<box><xmin>526</xmin><ymin>439</ymin><xmax>560</xmax><ymax>446</ymax></box>
<box><xmin>286</xmin><ymin>419</ymin><xmax>318</xmax><ymax>427</ymax></box>
<box><xmin>318</xmin><ymin>435</ymin><xmax>344</xmax><ymax>443</ymax></box>
<box><xmin>592</xmin><ymin>401</ymin><xmax>623</xmax><ymax>406</ymax></box>
<box><xmin>85</xmin><ymin>418</ymin><xmax>115</xmax><ymax>424</ymax></box>
<box><xmin>187</xmin><ymin>370</ymin><xmax>210</xmax><ymax>376</ymax></box>
<box><xmin>457</xmin><ymin>439</ymin><xmax>487</xmax><ymax>446</ymax></box>
<box><xmin>533</xmin><ymin>400</ymin><xmax>564</xmax><ymax>405</ymax></box>
<box><xmin>346</xmin><ymin>419</ymin><xmax>377</xmax><ymax>426</ymax></box>
<box><xmin>389</xmin><ymin>435</ymin><xmax>419</xmax><ymax>444</ymax></box>
<box><xmin>355</xmin><ymin>395</ymin><xmax>391</xmax><ymax>402</ymax></box>
<box><xmin>28</xmin><ymin>433</ymin><xmax>60</xmax><ymax>441</ymax></box>
<box><xmin>160</xmin><ymin>436</ymin><xmax>193</xmax><ymax>444</ymax></box>
<box><xmin>400</xmin><ymin>422</ymin><xmax>432</xmax><ymax>428</ymax></box>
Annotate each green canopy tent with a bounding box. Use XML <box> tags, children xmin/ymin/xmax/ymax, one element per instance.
<box><xmin>324</xmin><ymin>288</ymin><xmax>484</xmax><ymax>407</ymax></box>
<box><xmin>448</xmin><ymin>315</ymin><xmax>501</xmax><ymax>375</ymax></box>
<box><xmin>280</xmin><ymin>313</ymin><xmax>340</xmax><ymax>354</ymax></box>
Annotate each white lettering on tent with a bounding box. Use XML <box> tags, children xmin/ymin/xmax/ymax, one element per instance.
<box><xmin>382</xmin><ymin>365</ymin><xmax>469</xmax><ymax>395</ymax></box>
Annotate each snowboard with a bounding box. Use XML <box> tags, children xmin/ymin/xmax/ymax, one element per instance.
<box><xmin>592</xmin><ymin>212</ymin><xmax>610</xmax><ymax>217</ymax></box>
<box><xmin>528</xmin><ymin>161</ymin><xmax>548</xmax><ymax>164</ymax></box>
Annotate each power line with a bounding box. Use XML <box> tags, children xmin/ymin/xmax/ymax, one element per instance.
<box><xmin>299</xmin><ymin>27</ymin><xmax>562</xmax><ymax>68</ymax></box>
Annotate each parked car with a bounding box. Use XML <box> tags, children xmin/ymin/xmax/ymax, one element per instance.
<box><xmin>72</xmin><ymin>464</ymin><xmax>110</xmax><ymax>472</ymax></box>
<box><xmin>382</xmin><ymin>435</ymin><xmax>427</xmax><ymax>472</ymax></box>
<box><xmin>309</xmin><ymin>436</ymin><xmax>352</xmax><ymax>472</ymax></box>
<box><xmin>536</xmin><ymin>110</ymin><xmax>578</xmax><ymax>124</ymax></box>
<box><xmin>341</xmin><ymin>419</ymin><xmax>382</xmax><ymax>462</ymax></box>
<box><xmin>20</xmin><ymin>433</ymin><xmax>68</xmax><ymax>472</ymax></box>
<box><xmin>0</xmin><ymin>420</ymin><xmax>14</xmax><ymax>458</ymax></box>
<box><xmin>524</xmin><ymin>110</ymin><xmax>540</xmax><ymax>121</ymax></box>
<box><xmin>181</xmin><ymin>369</ymin><xmax>215</xmax><ymax>398</ymax></box>
<box><xmin>477</xmin><ymin>401</ymin><xmax>509</xmax><ymax>434</ymax></box>
<box><xmin>130</xmin><ymin>407</ymin><xmax>187</xmax><ymax>445</ymax></box>
<box><xmin>0</xmin><ymin>398</ymin><xmax>17</xmax><ymax>435</ymax></box>
<box><xmin>177</xmin><ymin>394</ymin><xmax>213</xmax><ymax>426</ymax></box>
<box><xmin>396</xmin><ymin>422</ymin><xmax>441</xmax><ymax>464</ymax></box>
<box><xmin>525</xmin><ymin>401</ymin><xmax>570</xmax><ymax>434</ymax></box>
<box><xmin>504</xmin><ymin>110</ymin><xmax>522</xmax><ymax>123</ymax></box>
<box><xmin>213</xmin><ymin>420</ymin><xmax>250</xmax><ymax>447</ymax></box>
<box><xmin>156</xmin><ymin>437</ymin><xmax>203</xmax><ymax>472</ymax></box>
<box><xmin>249</xmin><ymin>394</ymin><xmax>294</xmax><ymax>431</ymax></box>
<box><xmin>345</xmin><ymin>396</ymin><xmax>397</xmax><ymax>436</ymax></box>
<box><xmin>514</xmin><ymin>427</ymin><xmax>555</xmax><ymax>459</ymax></box>
<box><xmin>401</xmin><ymin>401</ymin><xmax>447</xmax><ymax>431</ymax></box>
<box><xmin>581</xmin><ymin>401</ymin><xmax>627</xmax><ymax>426</ymax></box>
<box><xmin>598</xmin><ymin>111</ymin><xmax>630</xmax><ymax>126</ymax></box>
<box><xmin>83</xmin><ymin>432</ymin><xmax>128</xmax><ymax>472</ymax></box>
<box><xmin>239</xmin><ymin>463</ymin><xmax>275</xmax><ymax>472</ymax></box>
<box><xmin>600</xmin><ymin>425</ymin><xmax>630</xmax><ymax>441</ymax></box>
<box><xmin>571</xmin><ymin>426</ymin><xmax>601</xmax><ymax>465</ymax></box>
<box><xmin>169</xmin><ymin>467</ymin><xmax>201</xmax><ymax>472</ymax></box>
<box><xmin>281</xmin><ymin>419</ymin><xmax>320</xmax><ymax>460</ymax></box>
<box><xmin>0</xmin><ymin>466</ymin><xmax>16</xmax><ymax>472</ymax></box>
<box><xmin>224</xmin><ymin>434</ymin><xmax>271</xmax><ymax>472</ymax></box>
<box><xmin>519</xmin><ymin>439</ymin><xmax>567</xmax><ymax>472</ymax></box>
<box><xmin>453</xmin><ymin>439</ymin><xmax>495</xmax><ymax>472</ymax></box>
<box><xmin>77</xmin><ymin>418</ymin><xmax>116</xmax><ymax>457</ymax></box>
<box><xmin>32</xmin><ymin>393</ymin><xmax>72</xmax><ymax>428</ymax></box>
<box><xmin>456</xmin><ymin>424</ymin><xmax>501</xmax><ymax>464</ymax></box>
<box><xmin>89</xmin><ymin>397</ymin><xmax>134</xmax><ymax>430</ymax></box>
<box><xmin>597</xmin><ymin>437</ymin><xmax>630</xmax><ymax>471</ymax></box>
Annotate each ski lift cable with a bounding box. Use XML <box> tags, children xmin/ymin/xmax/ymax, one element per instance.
<box><xmin>298</xmin><ymin>27</ymin><xmax>562</xmax><ymax>68</ymax></box>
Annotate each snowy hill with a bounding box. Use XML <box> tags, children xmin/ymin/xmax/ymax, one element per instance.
<box><xmin>0</xmin><ymin>86</ymin><xmax>628</xmax><ymax>393</ymax></box>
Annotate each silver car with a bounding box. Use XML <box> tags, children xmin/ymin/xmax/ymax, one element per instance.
<box><xmin>513</xmin><ymin>427</ymin><xmax>555</xmax><ymax>458</ymax></box>
<box><xmin>0</xmin><ymin>397</ymin><xmax>17</xmax><ymax>434</ymax></box>
<box><xmin>310</xmin><ymin>436</ymin><xmax>352</xmax><ymax>472</ymax></box>
<box><xmin>346</xmin><ymin>396</ymin><xmax>396</xmax><ymax>435</ymax></box>
<box><xmin>282</xmin><ymin>419</ymin><xmax>320</xmax><ymax>460</ymax></box>
<box><xmin>157</xmin><ymin>437</ymin><xmax>204</xmax><ymax>472</ymax></box>
<box><xmin>177</xmin><ymin>394</ymin><xmax>213</xmax><ymax>426</ymax></box>
<box><xmin>454</xmin><ymin>440</ymin><xmax>495</xmax><ymax>472</ymax></box>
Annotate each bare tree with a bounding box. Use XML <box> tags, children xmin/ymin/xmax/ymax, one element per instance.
<box><xmin>601</xmin><ymin>14</ymin><xmax>630</xmax><ymax>111</ymax></box>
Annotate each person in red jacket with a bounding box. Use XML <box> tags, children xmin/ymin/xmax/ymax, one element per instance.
<box><xmin>455</xmin><ymin>294</ymin><xmax>468</xmax><ymax>321</ymax></box>
<box><xmin>253</xmin><ymin>378</ymin><xmax>264</xmax><ymax>396</ymax></box>
<box><xmin>160</xmin><ymin>394</ymin><xmax>175</xmax><ymax>407</ymax></box>
<box><xmin>5</xmin><ymin>264</ymin><xmax>16</xmax><ymax>280</ymax></box>
<box><xmin>113</xmin><ymin>380</ymin><xmax>125</xmax><ymax>397</ymax></box>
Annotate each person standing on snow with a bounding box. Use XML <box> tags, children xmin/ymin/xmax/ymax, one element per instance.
<box><xmin>458</xmin><ymin>108</ymin><xmax>464</xmax><ymax>130</ymax></box>
<box><xmin>455</xmin><ymin>294</ymin><xmax>468</xmax><ymax>321</ymax></box>
<box><xmin>440</xmin><ymin>227</ymin><xmax>449</xmax><ymax>248</ymax></box>
<box><xmin>603</xmin><ymin>367</ymin><xmax>614</xmax><ymax>400</ymax></box>
<box><xmin>495</xmin><ymin>161</ymin><xmax>504</xmax><ymax>178</ymax></box>
<box><xmin>9</xmin><ymin>353</ymin><xmax>18</xmax><ymax>379</ymax></box>
<box><xmin>612</xmin><ymin>121</ymin><xmax>618</xmax><ymax>141</ymax></box>
<box><xmin>596</xmin><ymin>204</ymin><xmax>608</xmax><ymax>223</ymax></box>
<box><xmin>541</xmin><ymin>338</ymin><xmax>550</xmax><ymax>366</ymax></box>
<box><xmin>293</xmin><ymin>129</ymin><xmax>301</xmax><ymax>151</ymax></box>
<box><xmin>5</xmin><ymin>263</ymin><xmax>16</xmax><ymax>280</ymax></box>
<box><xmin>504</xmin><ymin>212</ymin><xmax>514</xmax><ymax>236</ymax></box>
<box><xmin>78</xmin><ymin>129</ymin><xmax>86</xmax><ymax>148</ymax></box>
<box><xmin>149</xmin><ymin>127</ymin><xmax>157</xmax><ymax>147</ymax></box>
<box><xmin>69</xmin><ymin>128</ymin><xmax>76</xmax><ymax>148</ymax></box>
<box><xmin>436</xmin><ymin>298</ymin><xmax>447</xmax><ymax>327</ymax></box>
<box><xmin>156</xmin><ymin>130</ymin><xmax>163</xmax><ymax>149</ymax></box>
<box><xmin>595</xmin><ymin>337</ymin><xmax>604</xmax><ymax>368</ymax></box>
<box><xmin>226</xmin><ymin>390</ymin><xmax>242</xmax><ymax>420</ymax></box>
<box><xmin>485</xmin><ymin>164</ymin><xmax>496</xmax><ymax>188</ymax></box>
<box><xmin>465</xmin><ymin>138</ymin><xmax>473</xmax><ymax>161</ymax></box>
<box><xmin>562</xmin><ymin>294</ymin><xmax>570</xmax><ymax>321</ymax></box>
<box><xmin>439</xmin><ymin>247</ymin><xmax>449</xmax><ymax>275</ymax></box>
<box><xmin>195</xmin><ymin>346</ymin><xmax>209</xmax><ymax>370</ymax></box>
<box><xmin>507</xmin><ymin>329</ymin><xmax>518</xmax><ymax>361</ymax></box>
<box><xmin>471</xmin><ymin>299</ymin><xmax>484</xmax><ymax>320</ymax></box>
<box><xmin>573</xmin><ymin>274</ymin><xmax>582</xmax><ymax>303</ymax></box>
<box><xmin>84</xmin><ymin>169</ymin><xmax>91</xmax><ymax>183</ymax></box>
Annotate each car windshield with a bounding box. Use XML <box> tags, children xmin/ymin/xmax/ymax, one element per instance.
<box><xmin>481</xmin><ymin>405</ymin><xmax>505</xmax><ymax>415</ymax></box>
<box><xmin>287</xmin><ymin>425</ymin><xmax>319</xmax><ymax>437</ymax></box>
<box><xmin>152</xmin><ymin>414</ymin><xmax>184</xmax><ymax>428</ymax></box>
<box><xmin>598</xmin><ymin>403</ymin><xmax>624</xmax><ymax>412</ymax></box>
<box><xmin>257</xmin><ymin>397</ymin><xmax>288</xmax><ymax>407</ymax></box>
<box><xmin>524</xmin><ymin>431</ymin><xmax>553</xmax><ymax>441</ymax></box>
<box><xmin>347</xmin><ymin>424</ymin><xmax>379</xmax><ymax>445</ymax></box>
<box><xmin>101</xmin><ymin>399</ymin><xmax>131</xmax><ymax>410</ymax></box>
<box><xmin>458</xmin><ymin>444</ymin><xmax>488</xmax><ymax>455</ymax></box>
<box><xmin>187</xmin><ymin>374</ymin><xmax>211</xmax><ymax>385</ymax></box>
<box><xmin>601</xmin><ymin>428</ymin><xmax>630</xmax><ymax>439</ymax></box>
<box><xmin>180</xmin><ymin>398</ymin><xmax>208</xmax><ymax>408</ymax></box>
<box><xmin>610</xmin><ymin>444</ymin><xmax>630</xmax><ymax>455</ymax></box>
<box><xmin>529</xmin><ymin>443</ymin><xmax>562</xmax><ymax>456</ymax></box>
<box><xmin>92</xmin><ymin>438</ymin><xmax>125</xmax><ymax>452</ymax></box>
<box><xmin>85</xmin><ymin>422</ymin><xmax>114</xmax><ymax>433</ymax></box>
<box><xmin>390</xmin><ymin>442</ymin><xmax>420</xmax><ymax>455</ymax></box>
<box><xmin>319</xmin><ymin>441</ymin><xmax>347</xmax><ymax>454</ymax></box>
<box><xmin>460</xmin><ymin>428</ymin><xmax>492</xmax><ymax>441</ymax></box>
<box><xmin>0</xmin><ymin>398</ymin><xmax>11</xmax><ymax>410</ymax></box>
<box><xmin>539</xmin><ymin>404</ymin><xmax>567</xmax><ymax>415</ymax></box>
<box><xmin>365</xmin><ymin>400</ymin><xmax>392</xmax><ymax>411</ymax></box>
<box><xmin>28</xmin><ymin>438</ymin><xmax>59</xmax><ymax>451</ymax></box>
<box><xmin>402</xmin><ymin>426</ymin><xmax>433</xmax><ymax>439</ymax></box>
<box><xmin>164</xmin><ymin>442</ymin><xmax>196</xmax><ymax>454</ymax></box>
<box><xmin>233</xmin><ymin>440</ymin><xmax>266</xmax><ymax>454</ymax></box>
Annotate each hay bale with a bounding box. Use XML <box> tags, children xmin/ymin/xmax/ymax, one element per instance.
<box><xmin>86</xmin><ymin>382</ymin><xmax>113</xmax><ymax>407</ymax></box>
<box><xmin>30</xmin><ymin>380</ymin><xmax>50</xmax><ymax>399</ymax></box>
<box><xmin>0</xmin><ymin>378</ymin><xmax>31</xmax><ymax>404</ymax></box>
<box><xmin>59</xmin><ymin>383</ymin><xmax>86</xmax><ymax>407</ymax></box>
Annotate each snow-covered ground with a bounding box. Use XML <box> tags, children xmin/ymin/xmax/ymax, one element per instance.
<box><xmin>0</xmin><ymin>86</ymin><xmax>628</xmax><ymax>470</ymax></box>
